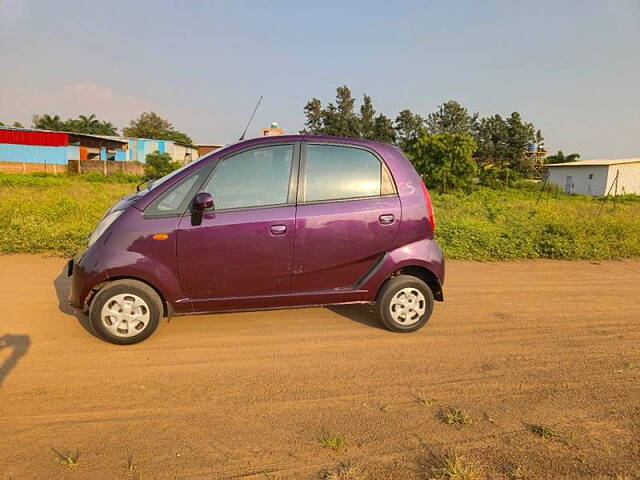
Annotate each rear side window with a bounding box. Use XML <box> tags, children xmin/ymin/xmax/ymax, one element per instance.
<box><xmin>302</xmin><ymin>144</ymin><xmax>394</xmax><ymax>202</ymax></box>
<box><xmin>201</xmin><ymin>144</ymin><xmax>293</xmax><ymax>210</ymax></box>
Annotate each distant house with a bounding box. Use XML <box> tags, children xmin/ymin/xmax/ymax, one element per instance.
<box><xmin>0</xmin><ymin>126</ymin><xmax>204</xmax><ymax>173</ymax></box>
<box><xmin>68</xmin><ymin>133</ymin><xmax>127</xmax><ymax>161</ymax></box>
<box><xmin>546</xmin><ymin>158</ymin><xmax>640</xmax><ymax>196</ymax></box>
<box><xmin>79</xmin><ymin>135</ymin><xmax>200</xmax><ymax>165</ymax></box>
<box><xmin>0</xmin><ymin>126</ymin><xmax>74</xmax><ymax>171</ymax></box>
<box><xmin>197</xmin><ymin>143</ymin><xmax>224</xmax><ymax>157</ymax></box>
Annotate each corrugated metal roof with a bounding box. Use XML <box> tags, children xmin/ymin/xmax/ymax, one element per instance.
<box><xmin>546</xmin><ymin>158</ymin><xmax>640</xmax><ymax>167</ymax></box>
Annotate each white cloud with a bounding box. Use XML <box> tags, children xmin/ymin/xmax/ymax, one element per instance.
<box><xmin>0</xmin><ymin>83</ymin><xmax>155</xmax><ymax>128</ymax></box>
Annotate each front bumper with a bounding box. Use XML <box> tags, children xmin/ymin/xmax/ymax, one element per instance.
<box><xmin>67</xmin><ymin>251</ymin><xmax>107</xmax><ymax>312</ymax></box>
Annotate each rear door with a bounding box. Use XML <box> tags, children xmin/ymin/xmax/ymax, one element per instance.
<box><xmin>176</xmin><ymin>142</ymin><xmax>299</xmax><ymax>310</ymax></box>
<box><xmin>292</xmin><ymin>143</ymin><xmax>400</xmax><ymax>294</ymax></box>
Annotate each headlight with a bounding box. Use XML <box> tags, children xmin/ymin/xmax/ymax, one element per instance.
<box><xmin>87</xmin><ymin>210</ymin><xmax>123</xmax><ymax>248</ymax></box>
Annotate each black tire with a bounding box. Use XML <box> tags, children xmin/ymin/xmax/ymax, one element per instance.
<box><xmin>376</xmin><ymin>275</ymin><xmax>434</xmax><ymax>333</ymax></box>
<box><xmin>89</xmin><ymin>279</ymin><xmax>162</xmax><ymax>345</ymax></box>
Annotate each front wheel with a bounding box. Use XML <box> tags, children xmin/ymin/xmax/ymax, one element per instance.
<box><xmin>89</xmin><ymin>279</ymin><xmax>162</xmax><ymax>345</ymax></box>
<box><xmin>376</xmin><ymin>275</ymin><xmax>434</xmax><ymax>332</ymax></box>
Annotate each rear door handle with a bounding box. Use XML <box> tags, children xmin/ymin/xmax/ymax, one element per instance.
<box><xmin>270</xmin><ymin>224</ymin><xmax>287</xmax><ymax>235</ymax></box>
<box><xmin>379</xmin><ymin>214</ymin><xmax>395</xmax><ymax>225</ymax></box>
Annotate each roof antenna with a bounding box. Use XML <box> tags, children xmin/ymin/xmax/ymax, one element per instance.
<box><xmin>239</xmin><ymin>95</ymin><xmax>263</xmax><ymax>141</ymax></box>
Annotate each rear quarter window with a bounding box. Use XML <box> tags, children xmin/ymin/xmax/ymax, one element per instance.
<box><xmin>302</xmin><ymin>144</ymin><xmax>395</xmax><ymax>202</ymax></box>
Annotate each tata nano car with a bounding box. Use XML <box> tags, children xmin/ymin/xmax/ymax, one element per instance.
<box><xmin>68</xmin><ymin>135</ymin><xmax>444</xmax><ymax>344</ymax></box>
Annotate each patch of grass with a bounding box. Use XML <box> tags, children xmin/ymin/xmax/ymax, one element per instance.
<box><xmin>426</xmin><ymin>450</ymin><xmax>484</xmax><ymax>480</ymax></box>
<box><xmin>416</xmin><ymin>394</ymin><xmax>438</xmax><ymax>406</ymax></box>
<box><xmin>0</xmin><ymin>173</ymin><xmax>134</xmax><ymax>255</ymax></box>
<box><xmin>319</xmin><ymin>461</ymin><xmax>363</xmax><ymax>480</ymax></box>
<box><xmin>2</xmin><ymin>174</ymin><xmax>639</xmax><ymax>259</ymax></box>
<box><xmin>318</xmin><ymin>434</ymin><xmax>346</xmax><ymax>451</ymax></box>
<box><xmin>52</xmin><ymin>448</ymin><xmax>80</xmax><ymax>468</ymax></box>
<box><xmin>527</xmin><ymin>423</ymin><xmax>558</xmax><ymax>439</ymax></box>
<box><xmin>438</xmin><ymin>408</ymin><xmax>472</xmax><ymax>426</ymax></box>
<box><xmin>124</xmin><ymin>454</ymin><xmax>143</xmax><ymax>478</ymax></box>
<box><xmin>433</xmin><ymin>187</ymin><xmax>640</xmax><ymax>260</ymax></box>
<box><xmin>613</xmin><ymin>361</ymin><xmax>638</xmax><ymax>373</ymax></box>
<box><xmin>506</xmin><ymin>464</ymin><xmax>525</xmax><ymax>480</ymax></box>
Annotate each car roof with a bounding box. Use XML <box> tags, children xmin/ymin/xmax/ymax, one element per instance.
<box><xmin>233</xmin><ymin>134</ymin><xmax>394</xmax><ymax>150</ymax></box>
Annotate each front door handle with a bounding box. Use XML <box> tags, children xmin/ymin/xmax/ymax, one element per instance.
<box><xmin>270</xmin><ymin>224</ymin><xmax>287</xmax><ymax>235</ymax></box>
<box><xmin>379</xmin><ymin>214</ymin><xmax>395</xmax><ymax>225</ymax></box>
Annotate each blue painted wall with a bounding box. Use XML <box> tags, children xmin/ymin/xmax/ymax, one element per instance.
<box><xmin>0</xmin><ymin>143</ymin><xmax>69</xmax><ymax>164</ymax></box>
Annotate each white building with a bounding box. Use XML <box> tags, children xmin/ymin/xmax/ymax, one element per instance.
<box><xmin>546</xmin><ymin>158</ymin><xmax>640</xmax><ymax>196</ymax></box>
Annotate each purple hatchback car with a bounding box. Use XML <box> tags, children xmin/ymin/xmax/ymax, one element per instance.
<box><xmin>68</xmin><ymin>135</ymin><xmax>444</xmax><ymax>344</ymax></box>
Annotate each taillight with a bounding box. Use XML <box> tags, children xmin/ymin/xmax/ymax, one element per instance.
<box><xmin>420</xmin><ymin>181</ymin><xmax>436</xmax><ymax>233</ymax></box>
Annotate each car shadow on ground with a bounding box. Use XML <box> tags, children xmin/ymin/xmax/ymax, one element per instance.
<box><xmin>0</xmin><ymin>334</ymin><xmax>31</xmax><ymax>388</ymax></box>
<box><xmin>53</xmin><ymin>266</ymin><xmax>99</xmax><ymax>339</ymax></box>
<box><xmin>327</xmin><ymin>304</ymin><xmax>386</xmax><ymax>330</ymax></box>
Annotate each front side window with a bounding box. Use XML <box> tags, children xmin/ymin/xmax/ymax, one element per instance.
<box><xmin>303</xmin><ymin>145</ymin><xmax>392</xmax><ymax>202</ymax></box>
<box><xmin>201</xmin><ymin>144</ymin><xmax>293</xmax><ymax>210</ymax></box>
<box><xmin>145</xmin><ymin>168</ymin><xmax>208</xmax><ymax>217</ymax></box>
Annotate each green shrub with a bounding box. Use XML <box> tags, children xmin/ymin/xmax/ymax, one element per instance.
<box><xmin>144</xmin><ymin>151</ymin><xmax>180</xmax><ymax>179</ymax></box>
<box><xmin>0</xmin><ymin>174</ymin><xmax>639</xmax><ymax>259</ymax></box>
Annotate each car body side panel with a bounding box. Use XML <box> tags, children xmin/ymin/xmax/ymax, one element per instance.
<box><xmin>69</xmin><ymin>207</ymin><xmax>189</xmax><ymax>313</ymax></box>
<box><xmin>292</xmin><ymin>195</ymin><xmax>401</xmax><ymax>293</ymax></box>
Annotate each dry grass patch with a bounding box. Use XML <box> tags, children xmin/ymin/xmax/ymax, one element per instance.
<box><xmin>526</xmin><ymin>423</ymin><xmax>558</xmax><ymax>439</ymax></box>
<box><xmin>416</xmin><ymin>393</ymin><xmax>438</xmax><ymax>406</ymax></box>
<box><xmin>124</xmin><ymin>454</ymin><xmax>143</xmax><ymax>478</ymax></box>
<box><xmin>438</xmin><ymin>408</ymin><xmax>472</xmax><ymax>426</ymax></box>
<box><xmin>426</xmin><ymin>450</ymin><xmax>484</xmax><ymax>480</ymax></box>
<box><xmin>52</xmin><ymin>448</ymin><xmax>80</xmax><ymax>468</ymax></box>
<box><xmin>318</xmin><ymin>434</ymin><xmax>346</xmax><ymax>451</ymax></box>
<box><xmin>319</xmin><ymin>461</ymin><xmax>363</xmax><ymax>480</ymax></box>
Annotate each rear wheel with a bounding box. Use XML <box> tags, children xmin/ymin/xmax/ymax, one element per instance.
<box><xmin>376</xmin><ymin>275</ymin><xmax>434</xmax><ymax>332</ymax></box>
<box><xmin>89</xmin><ymin>279</ymin><xmax>162</xmax><ymax>345</ymax></box>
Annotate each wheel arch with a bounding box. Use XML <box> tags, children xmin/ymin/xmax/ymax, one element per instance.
<box><xmin>86</xmin><ymin>275</ymin><xmax>171</xmax><ymax>318</ymax></box>
<box><xmin>381</xmin><ymin>265</ymin><xmax>443</xmax><ymax>302</ymax></box>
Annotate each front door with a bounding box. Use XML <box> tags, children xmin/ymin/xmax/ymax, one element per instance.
<box><xmin>565</xmin><ymin>175</ymin><xmax>573</xmax><ymax>194</ymax></box>
<box><xmin>177</xmin><ymin>142</ymin><xmax>298</xmax><ymax>311</ymax></box>
<box><xmin>292</xmin><ymin>143</ymin><xmax>401</xmax><ymax>299</ymax></box>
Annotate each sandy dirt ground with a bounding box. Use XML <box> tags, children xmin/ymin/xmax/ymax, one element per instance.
<box><xmin>0</xmin><ymin>255</ymin><xmax>639</xmax><ymax>480</ymax></box>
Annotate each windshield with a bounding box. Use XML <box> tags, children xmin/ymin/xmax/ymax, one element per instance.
<box><xmin>142</xmin><ymin>144</ymin><xmax>231</xmax><ymax>192</ymax></box>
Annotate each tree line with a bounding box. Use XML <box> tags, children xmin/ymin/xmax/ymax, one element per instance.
<box><xmin>301</xmin><ymin>85</ymin><xmax>579</xmax><ymax>192</ymax></box>
<box><xmin>1</xmin><ymin>112</ymin><xmax>194</xmax><ymax>146</ymax></box>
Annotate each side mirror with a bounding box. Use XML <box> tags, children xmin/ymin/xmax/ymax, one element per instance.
<box><xmin>193</xmin><ymin>192</ymin><xmax>214</xmax><ymax>211</ymax></box>
<box><xmin>191</xmin><ymin>192</ymin><xmax>213</xmax><ymax>226</ymax></box>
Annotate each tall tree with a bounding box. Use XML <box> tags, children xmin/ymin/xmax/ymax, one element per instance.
<box><xmin>474</xmin><ymin>114</ymin><xmax>510</xmax><ymax>169</ymax></box>
<box><xmin>394</xmin><ymin>109</ymin><xmax>425</xmax><ymax>155</ymax></box>
<box><xmin>505</xmin><ymin>112</ymin><xmax>536</xmax><ymax>176</ymax></box>
<box><xmin>373</xmin><ymin>114</ymin><xmax>396</xmax><ymax>144</ymax></box>
<box><xmin>426</xmin><ymin>100</ymin><xmax>478</xmax><ymax>135</ymax></box>
<box><xmin>12</xmin><ymin>121</ymin><xmax>24</xmax><ymax>128</ymax></box>
<box><xmin>545</xmin><ymin>150</ymin><xmax>580</xmax><ymax>164</ymax></box>
<box><xmin>32</xmin><ymin>114</ymin><xmax>65</xmax><ymax>131</ymax></box>
<box><xmin>412</xmin><ymin>132</ymin><xmax>478</xmax><ymax>193</ymax></box>
<box><xmin>65</xmin><ymin>114</ymin><xmax>118</xmax><ymax>135</ymax></box>
<box><xmin>300</xmin><ymin>86</ymin><xmax>393</xmax><ymax>143</ymax></box>
<box><xmin>123</xmin><ymin>112</ymin><xmax>193</xmax><ymax>145</ymax></box>
<box><xmin>332</xmin><ymin>85</ymin><xmax>360</xmax><ymax>137</ymax></box>
<box><xmin>301</xmin><ymin>98</ymin><xmax>323</xmax><ymax>134</ymax></box>
<box><xmin>359</xmin><ymin>94</ymin><xmax>376</xmax><ymax>140</ymax></box>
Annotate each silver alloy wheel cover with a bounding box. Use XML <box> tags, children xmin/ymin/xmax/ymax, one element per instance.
<box><xmin>100</xmin><ymin>293</ymin><xmax>151</xmax><ymax>338</ymax></box>
<box><xmin>389</xmin><ymin>287</ymin><xmax>426</xmax><ymax>326</ymax></box>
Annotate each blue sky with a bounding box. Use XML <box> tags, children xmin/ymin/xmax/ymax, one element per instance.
<box><xmin>1</xmin><ymin>0</ymin><xmax>639</xmax><ymax>158</ymax></box>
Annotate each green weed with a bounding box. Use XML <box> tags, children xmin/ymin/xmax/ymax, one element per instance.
<box><xmin>438</xmin><ymin>408</ymin><xmax>472</xmax><ymax>426</ymax></box>
<box><xmin>318</xmin><ymin>434</ymin><xmax>346</xmax><ymax>451</ymax></box>
<box><xmin>52</xmin><ymin>448</ymin><xmax>80</xmax><ymax>467</ymax></box>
